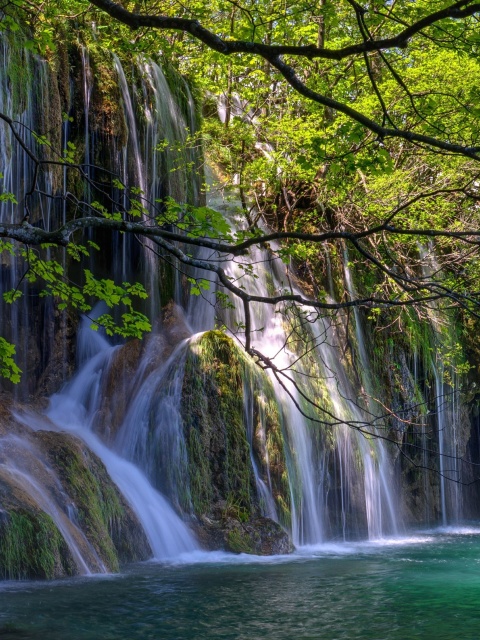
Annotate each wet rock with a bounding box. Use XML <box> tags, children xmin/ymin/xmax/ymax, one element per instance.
<box><xmin>0</xmin><ymin>407</ymin><xmax>151</xmax><ymax>579</ymax></box>
<box><xmin>192</xmin><ymin>510</ymin><xmax>293</xmax><ymax>556</ymax></box>
<box><xmin>161</xmin><ymin>301</ymin><xmax>192</xmax><ymax>354</ymax></box>
<box><xmin>35</xmin><ymin>430</ymin><xmax>152</xmax><ymax>568</ymax></box>
<box><xmin>93</xmin><ymin>338</ymin><xmax>143</xmax><ymax>441</ymax></box>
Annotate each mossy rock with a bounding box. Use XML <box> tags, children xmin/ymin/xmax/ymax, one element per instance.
<box><xmin>35</xmin><ymin>431</ymin><xmax>151</xmax><ymax>569</ymax></box>
<box><xmin>194</xmin><ymin>513</ymin><xmax>293</xmax><ymax>556</ymax></box>
<box><xmin>182</xmin><ymin>331</ymin><xmax>256</xmax><ymax>516</ymax></box>
<box><xmin>0</xmin><ymin>481</ymin><xmax>75</xmax><ymax>581</ymax></box>
<box><xmin>227</xmin><ymin>517</ymin><xmax>293</xmax><ymax>555</ymax></box>
<box><xmin>181</xmin><ymin>331</ymin><xmax>291</xmax><ymax>528</ymax></box>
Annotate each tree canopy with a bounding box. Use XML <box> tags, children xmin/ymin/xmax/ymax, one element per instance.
<box><xmin>1</xmin><ymin>0</ymin><xmax>480</xmax><ymax>447</ymax></box>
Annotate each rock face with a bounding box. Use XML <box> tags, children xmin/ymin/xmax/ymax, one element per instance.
<box><xmin>181</xmin><ymin>331</ymin><xmax>293</xmax><ymax>555</ymax></box>
<box><xmin>193</xmin><ymin>508</ymin><xmax>294</xmax><ymax>555</ymax></box>
<box><xmin>0</xmin><ymin>406</ymin><xmax>151</xmax><ymax>579</ymax></box>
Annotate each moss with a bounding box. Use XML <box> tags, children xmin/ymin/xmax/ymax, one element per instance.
<box><xmin>226</xmin><ymin>527</ymin><xmax>255</xmax><ymax>554</ymax></box>
<box><xmin>83</xmin><ymin>44</ymin><xmax>128</xmax><ymax>146</ymax></box>
<box><xmin>187</xmin><ymin>427</ymin><xmax>213</xmax><ymax>514</ymax></box>
<box><xmin>181</xmin><ymin>330</ymin><xmax>293</xmax><ymax>536</ymax></box>
<box><xmin>5</xmin><ymin>32</ymin><xmax>34</xmax><ymax>116</ymax></box>
<box><xmin>39</xmin><ymin>432</ymin><xmax>125</xmax><ymax>572</ymax></box>
<box><xmin>158</xmin><ymin>258</ymin><xmax>177</xmax><ymax>307</ymax></box>
<box><xmin>182</xmin><ymin>331</ymin><xmax>256</xmax><ymax>517</ymax></box>
<box><xmin>0</xmin><ymin>509</ymin><xmax>73</xmax><ymax>580</ymax></box>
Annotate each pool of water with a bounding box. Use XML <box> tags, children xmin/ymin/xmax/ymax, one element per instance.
<box><xmin>2</xmin><ymin>527</ymin><xmax>480</xmax><ymax>640</ymax></box>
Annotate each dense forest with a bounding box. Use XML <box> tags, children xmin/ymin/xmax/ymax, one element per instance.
<box><xmin>2</xmin><ymin>1</ymin><xmax>480</xmax><ymax>637</ymax></box>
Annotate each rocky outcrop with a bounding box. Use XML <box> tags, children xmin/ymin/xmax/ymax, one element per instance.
<box><xmin>193</xmin><ymin>505</ymin><xmax>293</xmax><ymax>555</ymax></box>
<box><xmin>0</xmin><ymin>406</ymin><xmax>151</xmax><ymax>579</ymax></box>
<box><xmin>181</xmin><ymin>331</ymin><xmax>293</xmax><ymax>555</ymax></box>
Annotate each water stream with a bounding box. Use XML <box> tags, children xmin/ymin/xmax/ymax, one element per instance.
<box><xmin>45</xmin><ymin>320</ymin><xmax>198</xmax><ymax>560</ymax></box>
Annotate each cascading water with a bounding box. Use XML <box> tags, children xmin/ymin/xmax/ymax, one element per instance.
<box><xmin>114</xmin><ymin>339</ymin><xmax>193</xmax><ymax>514</ymax></box>
<box><xmin>0</xmin><ymin>42</ymin><xmax>204</xmax><ymax>573</ymax></box>
<box><xmin>343</xmin><ymin>248</ymin><xmax>399</xmax><ymax>538</ymax></box>
<box><xmin>0</xmin><ymin>37</ymin><xmax>57</xmax><ymax>398</ymax></box>
<box><xmin>215</xmin><ymin>201</ymin><xmax>400</xmax><ymax>542</ymax></box>
<box><xmin>419</xmin><ymin>243</ymin><xmax>463</xmax><ymax>524</ymax></box>
<box><xmin>1</xmin><ymin>32</ymin><xmax>477</xmax><ymax>584</ymax></box>
<box><xmin>243</xmin><ymin>381</ymin><xmax>278</xmax><ymax>521</ymax></box>
<box><xmin>46</xmin><ymin>317</ymin><xmax>198</xmax><ymax>559</ymax></box>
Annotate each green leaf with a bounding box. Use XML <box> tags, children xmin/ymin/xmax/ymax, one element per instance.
<box><xmin>0</xmin><ymin>337</ymin><xmax>21</xmax><ymax>383</ymax></box>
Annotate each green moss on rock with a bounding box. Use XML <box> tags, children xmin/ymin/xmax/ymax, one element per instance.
<box><xmin>182</xmin><ymin>331</ymin><xmax>256</xmax><ymax>517</ymax></box>
<box><xmin>226</xmin><ymin>526</ymin><xmax>255</xmax><ymax>554</ymax></box>
<box><xmin>0</xmin><ymin>492</ymin><xmax>75</xmax><ymax>580</ymax></box>
<box><xmin>36</xmin><ymin>431</ymin><xmax>151</xmax><ymax>570</ymax></box>
<box><xmin>0</xmin><ymin>507</ymin><xmax>74</xmax><ymax>580</ymax></box>
<box><xmin>224</xmin><ymin>517</ymin><xmax>293</xmax><ymax>555</ymax></box>
<box><xmin>181</xmin><ymin>331</ymin><xmax>293</xmax><ymax>554</ymax></box>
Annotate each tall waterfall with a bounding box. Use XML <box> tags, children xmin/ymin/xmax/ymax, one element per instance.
<box><xmin>0</xmin><ymin>34</ymin><xmax>478</xmax><ymax>577</ymax></box>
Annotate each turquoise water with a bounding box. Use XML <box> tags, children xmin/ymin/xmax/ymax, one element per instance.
<box><xmin>2</xmin><ymin>528</ymin><xmax>480</xmax><ymax>640</ymax></box>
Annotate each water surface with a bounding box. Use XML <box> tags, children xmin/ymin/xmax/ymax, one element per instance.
<box><xmin>1</xmin><ymin>528</ymin><xmax>480</xmax><ymax>640</ymax></box>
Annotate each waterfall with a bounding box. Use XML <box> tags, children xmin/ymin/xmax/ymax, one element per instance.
<box><xmin>0</xmin><ymin>38</ymin><xmax>45</xmax><ymax>397</ymax></box>
<box><xmin>1</xmin><ymin>33</ymin><xmax>477</xmax><ymax>581</ymax></box>
<box><xmin>46</xmin><ymin>318</ymin><xmax>198</xmax><ymax>559</ymax></box>
<box><xmin>343</xmin><ymin>248</ymin><xmax>398</xmax><ymax>537</ymax></box>
<box><xmin>208</xmin><ymin>199</ymin><xmax>401</xmax><ymax>542</ymax></box>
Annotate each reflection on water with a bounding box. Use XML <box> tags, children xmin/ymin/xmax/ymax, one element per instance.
<box><xmin>2</xmin><ymin>529</ymin><xmax>480</xmax><ymax>640</ymax></box>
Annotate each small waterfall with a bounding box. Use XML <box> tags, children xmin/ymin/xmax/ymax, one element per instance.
<box><xmin>115</xmin><ymin>339</ymin><xmax>193</xmax><ymax>513</ymax></box>
<box><xmin>433</xmin><ymin>359</ymin><xmax>448</xmax><ymax>525</ymax></box>
<box><xmin>221</xmin><ymin>240</ymin><xmax>324</xmax><ymax>545</ymax></box>
<box><xmin>430</xmin><ymin>355</ymin><xmax>462</xmax><ymax>524</ymax></box>
<box><xmin>46</xmin><ymin>320</ymin><xmax>198</xmax><ymax>559</ymax></box>
<box><xmin>0</xmin><ymin>39</ymin><xmax>34</xmax><ymax>397</ymax></box>
<box><xmin>113</xmin><ymin>54</ymin><xmax>203</xmax><ymax>323</ymax></box>
<box><xmin>0</xmin><ymin>433</ymin><xmax>104</xmax><ymax>575</ymax></box>
<box><xmin>211</xmin><ymin>193</ymin><xmax>404</xmax><ymax>542</ymax></box>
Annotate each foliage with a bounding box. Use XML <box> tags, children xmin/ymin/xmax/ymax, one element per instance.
<box><xmin>0</xmin><ymin>337</ymin><xmax>21</xmax><ymax>383</ymax></box>
<box><xmin>0</xmin><ymin>0</ymin><xmax>479</xmax><ymax>444</ymax></box>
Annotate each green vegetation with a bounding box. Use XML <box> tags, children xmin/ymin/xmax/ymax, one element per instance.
<box><xmin>182</xmin><ymin>331</ymin><xmax>291</xmax><ymax>522</ymax></box>
<box><xmin>182</xmin><ymin>331</ymin><xmax>255</xmax><ymax>515</ymax></box>
<box><xmin>226</xmin><ymin>527</ymin><xmax>255</xmax><ymax>554</ymax></box>
<box><xmin>42</xmin><ymin>433</ymin><xmax>126</xmax><ymax>571</ymax></box>
<box><xmin>0</xmin><ymin>0</ymin><xmax>479</xmax><ymax>451</ymax></box>
<box><xmin>0</xmin><ymin>510</ymin><xmax>73</xmax><ymax>580</ymax></box>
